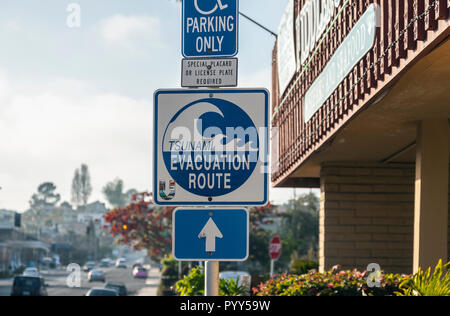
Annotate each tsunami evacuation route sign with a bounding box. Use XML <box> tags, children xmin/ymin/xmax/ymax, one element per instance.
<box><xmin>153</xmin><ymin>89</ymin><xmax>269</xmax><ymax>206</ymax></box>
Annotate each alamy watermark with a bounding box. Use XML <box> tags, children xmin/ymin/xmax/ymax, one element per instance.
<box><xmin>66</xmin><ymin>3</ymin><xmax>81</xmax><ymax>28</ymax></box>
<box><xmin>167</xmin><ymin>120</ymin><xmax>279</xmax><ymax>175</ymax></box>
<box><xmin>66</xmin><ymin>263</ymin><xmax>81</xmax><ymax>288</ymax></box>
<box><xmin>366</xmin><ymin>263</ymin><xmax>382</xmax><ymax>288</ymax></box>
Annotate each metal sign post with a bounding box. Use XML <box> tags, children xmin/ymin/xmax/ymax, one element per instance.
<box><xmin>163</xmin><ymin>0</ymin><xmax>269</xmax><ymax>297</ymax></box>
<box><xmin>270</xmin><ymin>259</ymin><xmax>274</xmax><ymax>278</ymax></box>
<box><xmin>205</xmin><ymin>261</ymin><xmax>219</xmax><ymax>296</ymax></box>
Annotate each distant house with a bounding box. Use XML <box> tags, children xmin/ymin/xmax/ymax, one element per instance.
<box><xmin>77</xmin><ymin>213</ymin><xmax>105</xmax><ymax>226</ymax></box>
<box><xmin>85</xmin><ymin>201</ymin><xmax>108</xmax><ymax>214</ymax></box>
<box><xmin>76</xmin><ymin>201</ymin><xmax>108</xmax><ymax>226</ymax></box>
<box><xmin>0</xmin><ymin>210</ymin><xmax>16</xmax><ymax>229</ymax></box>
<box><xmin>0</xmin><ymin>222</ymin><xmax>50</xmax><ymax>271</ymax></box>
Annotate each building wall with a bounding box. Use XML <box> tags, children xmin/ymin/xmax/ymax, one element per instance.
<box><xmin>320</xmin><ymin>162</ymin><xmax>450</xmax><ymax>274</ymax></box>
<box><xmin>320</xmin><ymin>162</ymin><xmax>417</xmax><ymax>274</ymax></box>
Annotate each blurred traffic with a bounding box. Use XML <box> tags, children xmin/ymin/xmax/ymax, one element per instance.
<box><xmin>0</xmin><ymin>253</ymin><xmax>160</xmax><ymax>296</ymax></box>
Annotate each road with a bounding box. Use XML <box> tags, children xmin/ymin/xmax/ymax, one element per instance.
<box><xmin>0</xmin><ymin>266</ymin><xmax>161</xmax><ymax>296</ymax></box>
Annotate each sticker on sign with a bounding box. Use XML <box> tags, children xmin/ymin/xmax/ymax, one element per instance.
<box><xmin>182</xmin><ymin>58</ymin><xmax>238</xmax><ymax>88</ymax></box>
<box><xmin>153</xmin><ymin>89</ymin><xmax>269</xmax><ymax>206</ymax></box>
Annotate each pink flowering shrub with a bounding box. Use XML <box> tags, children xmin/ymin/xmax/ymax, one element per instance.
<box><xmin>253</xmin><ymin>266</ymin><xmax>410</xmax><ymax>296</ymax></box>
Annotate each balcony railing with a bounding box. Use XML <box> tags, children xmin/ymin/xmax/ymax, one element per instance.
<box><xmin>271</xmin><ymin>0</ymin><xmax>449</xmax><ymax>186</ymax></box>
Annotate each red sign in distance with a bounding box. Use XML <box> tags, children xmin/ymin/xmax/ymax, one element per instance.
<box><xmin>269</xmin><ymin>236</ymin><xmax>282</xmax><ymax>261</ymax></box>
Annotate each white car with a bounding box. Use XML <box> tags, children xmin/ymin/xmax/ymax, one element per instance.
<box><xmin>22</xmin><ymin>268</ymin><xmax>40</xmax><ymax>278</ymax></box>
<box><xmin>115</xmin><ymin>258</ymin><xmax>127</xmax><ymax>269</ymax></box>
<box><xmin>88</xmin><ymin>269</ymin><xmax>106</xmax><ymax>283</ymax></box>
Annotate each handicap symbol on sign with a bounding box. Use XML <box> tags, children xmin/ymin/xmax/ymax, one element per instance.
<box><xmin>194</xmin><ymin>0</ymin><xmax>229</xmax><ymax>15</ymax></box>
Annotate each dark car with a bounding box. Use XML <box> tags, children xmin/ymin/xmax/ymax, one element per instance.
<box><xmin>11</xmin><ymin>276</ymin><xmax>48</xmax><ymax>296</ymax></box>
<box><xmin>132</xmin><ymin>262</ymin><xmax>143</xmax><ymax>269</ymax></box>
<box><xmin>88</xmin><ymin>269</ymin><xmax>106</xmax><ymax>283</ymax></box>
<box><xmin>105</xmin><ymin>282</ymin><xmax>127</xmax><ymax>296</ymax></box>
<box><xmin>83</xmin><ymin>261</ymin><xmax>96</xmax><ymax>272</ymax></box>
<box><xmin>85</xmin><ymin>288</ymin><xmax>118</xmax><ymax>296</ymax></box>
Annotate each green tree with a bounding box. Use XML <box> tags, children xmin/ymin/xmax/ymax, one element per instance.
<box><xmin>102</xmin><ymin>178</ymin><xmax>136</xmax><ymax>208</ymax></box>
<box><xmin>71</xmin><ymin>164</ymin><xmax>92</xmax><ymax>210</ymax></box>
<box><xmin>71</xmin><ymin>169</ymin><xmax>82</xmax><ymax>209</ymax></box>
<box><xmin>80</xmin><ymin>164</ymin><xmax>92</xmax><ymax>208</ymax></box>
<box><xmin>278</xmin><ymin>192</ymin><xmax>319</xmax><ymax>269</ymax></box>
<box><xmin>244</xmin><ymin>204</ymin><xmax>276</xmax><ymax>275</ymax></box>
<box><xmin>102</xmin><ymin>178</ymin><xmax>126</xmax><ymax>208</ymax></box>
<box><xmin>29</xmin><ymin>182</ymin><xmax>61</xmax><ymax>210</ymax></box>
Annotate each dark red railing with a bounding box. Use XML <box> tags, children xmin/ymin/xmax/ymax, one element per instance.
<box><xmin>271</xmin><ymin>0</ymin><xmax>449</xmax><ymax>185</ymax></box>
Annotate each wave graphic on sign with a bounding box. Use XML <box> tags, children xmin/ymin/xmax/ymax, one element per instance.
<box><xmin>162</xmin><ymin>98</ymin><xmax>259</xmax><ymax>197</ymax></box>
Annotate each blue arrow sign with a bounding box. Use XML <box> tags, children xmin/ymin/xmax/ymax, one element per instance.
<box><xmin>172</xmin><ymin>208</ymin><xmax>249</xmax><ymax>261</ymax></box>
<box><xmin>182</xmin><ymin>0</ymin><xmax>239</xmax><ymax>58</ymax></box>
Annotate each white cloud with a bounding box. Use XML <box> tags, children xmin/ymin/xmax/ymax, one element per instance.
<box><xmin>239</xmin><ymin>67</ymin><xmax>272</xmax><ymax>92</ymax></box>
<box><xmin>0</xmin><ymin>73</ymin><xmax>153</xmax><ymax>212</ymax></box>
<box><xmin>98</xmin><ymin>14</ymin><xmax>162</xmax><ymax>52</ymax></box>
<box><xmin>0</xmin><ymin>19</ymin><xmax>22</xmax><ymax>32</ymax></box>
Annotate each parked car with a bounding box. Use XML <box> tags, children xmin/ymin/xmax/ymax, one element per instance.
<box><xmin>88</xmin><ymin>269</ymin><xmax>106</xmax><ymax>283</ymax></box>
<box><xmin>105</xmin><ymin>282</ymin><xmax>127</xmax><ymax>296</ymax></box>
<box><xmin>115</xmin><ymin>258</ymin><xmax>127</xmax><ymax>269</ymax></box>
<box><xmin>11</xmin><ymin>276</ymin><xmax>48</xmax><ymax>296</ymax></box>
<box><xmin>132</xmin><ymin>267</ymin><xmax>148</xmax><ymax>279</ymax></box>
<box><xmin>22</xmin><ymin>268</ymin><xmax>40</xmax><ymax>278</ymax></box>
<box><xmin>85</xmin><ymin>288</ymin><xmax>118</xmax><ymax>296</ymax></box>
<box><xmin>83</xmin><ymin>261</ymin><xmax>97</xmax><ymax>272</ymax></box>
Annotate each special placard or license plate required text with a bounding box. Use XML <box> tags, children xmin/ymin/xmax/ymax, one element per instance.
<box><xmin>182</xmin><ymin>58</ymin><xmax>238</xmax><ymax>88</ymax></box>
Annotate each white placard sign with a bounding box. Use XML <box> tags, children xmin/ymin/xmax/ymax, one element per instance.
<box><xmin>181</xmin><ymin>58</ymin><xmax>238</xmax><ymax>88</ymax></box>
<box><xmin>277</xmin><ymin>0</ymin><xmax>297</xmax><ymax>95</ymax></box>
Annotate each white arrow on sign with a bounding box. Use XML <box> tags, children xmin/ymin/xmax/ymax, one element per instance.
<box><xmin>198</xmin><ymin>218</ymin><xmax>223</xmax><ymax>252</ymax></box>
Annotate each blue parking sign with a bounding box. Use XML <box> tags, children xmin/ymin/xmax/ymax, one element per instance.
<box><xmin>182</xmin><ymin>0</ymin><xmax>239</xmax><ymax>57</ymax></box>
<box><xmin>173</xmin><ymin>208</ymin><xmax>249</xmax><ymax>261</ymax></box>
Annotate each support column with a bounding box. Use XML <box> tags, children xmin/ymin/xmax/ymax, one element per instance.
<box><xmin>413</xmin><ymin>120</ymin><xmax>449</xmax><ymax>273</ymax></box>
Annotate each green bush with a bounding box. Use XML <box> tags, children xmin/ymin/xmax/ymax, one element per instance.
<box><xmin>157</xmin><ymin>254</ymin><xmax>179</xmax><ymax>296</ymax></box>
<box><xmin>176</xmin><ymin>267</ymin><xmax>205</xmax><ymax>296</ymax></box>
<box><xmin>219</xmin><ymin>278</ymin><xmax>248</xmax><ymax>296</ymax></box>
<box><xmin>253</xmin><ymin>268</ymin><xmax>408</xmax><ymax>296</ymax></box>
<box><xmin>13</xmin><ymin>265</ymin><xmax>26</xmax><ymax>276</ymax></box>
<box><xmin>0</xmin><ymin>270</ymin><xmax>12</xmax><ymax>279</ymax></box>
<box><xmin>176</xmin><ymin>267</ymin><xmax>248</xmax><ymax>296</ymax></box>
<box><xmin>161</xmin><ymin>254</ymin><xmax>178</xmax><ymax>272</ymax></box>
<box><xmin>397</xmin><ymin>260</ymin><xmax>450</xmax><ymax>296</ymax></box>
<box><xmin>289</xmin><ymin>260</ymin><xmax>318</xmax><ymax>275</ymax></box>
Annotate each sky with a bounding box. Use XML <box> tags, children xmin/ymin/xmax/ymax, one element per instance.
<box><xmin>0</xmin><ymin>0</ymin><xmax>318</xmax><ymax>211</ymax></box>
